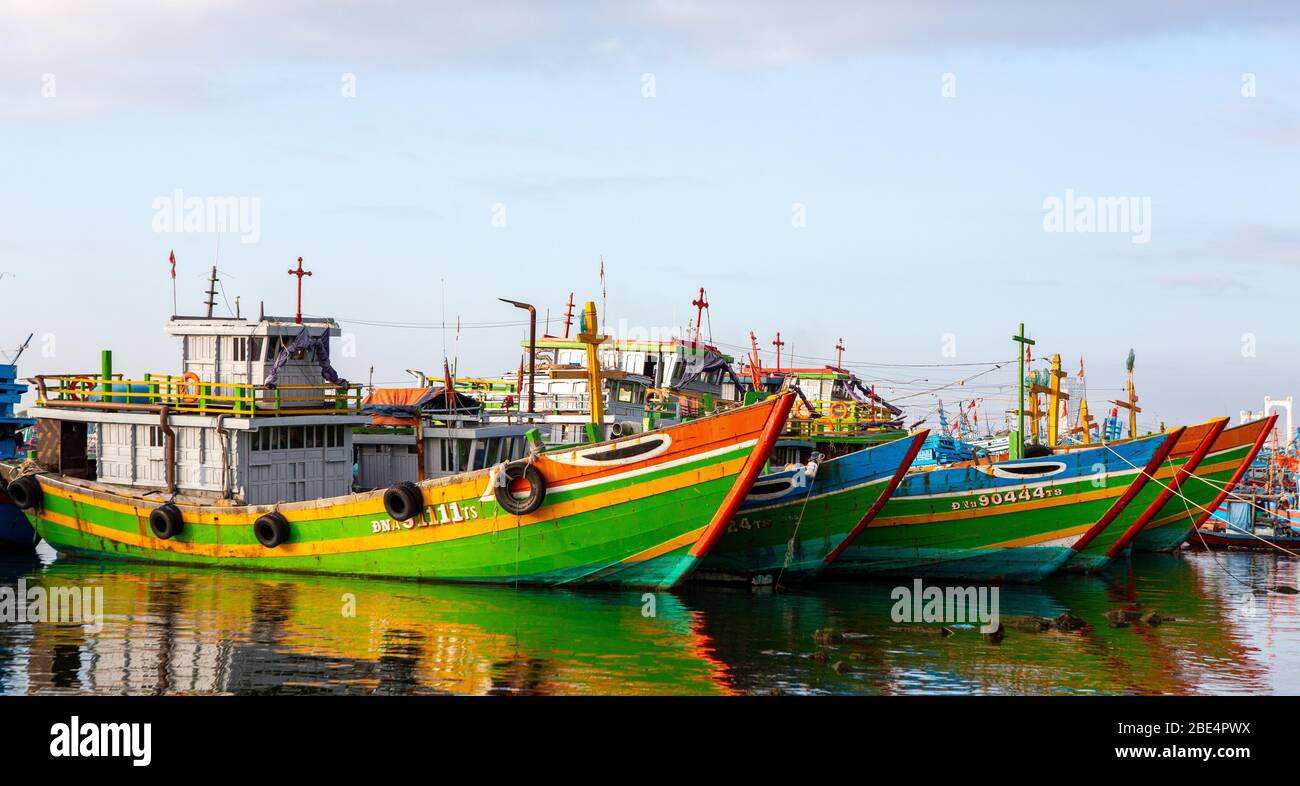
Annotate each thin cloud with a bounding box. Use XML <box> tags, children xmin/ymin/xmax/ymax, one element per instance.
<box><xmin>4</xmin><ymin>1</ymin><xmax>1300</xmax><ymax>111</ymax></box>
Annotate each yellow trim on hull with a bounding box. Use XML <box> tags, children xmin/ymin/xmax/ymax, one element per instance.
<box><xmin>37</xmin><ymin>455</ymin><xmax>750</xmax><ymax>559</ymax></box>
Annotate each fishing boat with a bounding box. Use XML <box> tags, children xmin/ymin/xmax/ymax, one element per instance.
<box><xmin>1189</xmin><ymin>496</ymin><xmax>1300</xmax><ymax>550</ymax></box>
<box><xmin>0</xmin><ymin>343</ymin><xmax>36</xmax><ymax>551</ymax></box>
<box><xmin>1062</xmin><ymin>418</ymin><xmax>1227</xmax><ymax>571</ymax></box>
<box><xmin>692</xmin><ymin>430</ymin><xmax>928</xmax><ymax>584</ymax></box>
<box><xmin>824</xmin><ymin>429</ymin><xmax>1181</xmax><ymax>582</ymax></box>
<box><xmin>353</xmin><ymin>382</ymin><xmax>533</xmax><ymax>489</ymax></box>
<box><xmin>1128</xmin><ymin>416</ymin><xmax>1276</xmax><ymax>552</ymax></box>
<box><xmin>0</xmin><ymin>296</ymin><xmax>795</xmax><ymax>589</ymax></box>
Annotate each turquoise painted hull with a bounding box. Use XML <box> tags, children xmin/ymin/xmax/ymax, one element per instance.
<box><xmin>827</xmin><ymin>544</ymin><xmax>1075</xmax><ymax>583</ymax></box>
<box><xmin>1131</xmin><ymin>525</ymin><xmax>1193</xmax><ymax>553</ymax></box>
<box><xmin>1064</xmin><ymin>552</ymin><xmax>1110</xmax><ymax>572</ymax></box>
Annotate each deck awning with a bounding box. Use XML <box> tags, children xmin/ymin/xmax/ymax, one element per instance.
<box><xmin>363</xmin><ymin>387</ymin><xmax>435</xmax><ymax>426</ymax></box>
<box><xmin>362</xmin><ymin>386</ymin><xmax>483</xmax><ymax>425</ymax></box>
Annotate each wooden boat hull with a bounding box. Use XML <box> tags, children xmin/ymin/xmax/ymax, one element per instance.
<box><xmin>692</xmin><ymin>431</ymin><xmax>926</xmax><ymax>583</ymax></box>
<box><xmin>1187</xmin><ymin>527</ymin><xmax>1300</xmax><ymax>550</ymax></box>
<box><xmin>1063</xmin><ymin>420</ymin><xmax>1223</xmax><ymax>572</ymax></box>
<box><xmin>1130</xmin><ymin>417</ymin><xmax>1275</xmax><ymax>553</ymax></box>
<box><xmin>10</xmin><ymin>393</ymin><xmax>794</xmax><ymax>590</ymax></box>
<box><xmin>825</xmin><ymin>432</ymin><xmax>1172</xmax><ymax>582</ymax></box>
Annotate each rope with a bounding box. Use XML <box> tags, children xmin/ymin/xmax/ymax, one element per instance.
<box><xmin>774</xmin><ymin>455</ymin><xmax>821</xmax><ymax>589</ymax></box>
<box><xmin>1096</xmin><ymin>441</ymin><xmax>1300</xmax><ymax>561</ymax></box>
<box><xmin>9</xmin><ymin>458</ymin><xmax>44</xmax><ymax>479</ymax></box>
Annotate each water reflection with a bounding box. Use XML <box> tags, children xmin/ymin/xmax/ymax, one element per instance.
<box><xmin>2</xmin><ymin>545</ymin><xmax>1298</xmax><ymax>695</ymax></box>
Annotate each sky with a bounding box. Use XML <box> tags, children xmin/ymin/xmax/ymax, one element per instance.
<box><xmin>1</xmin><ymin>1</ymin><xmax>1298</xmax><ymax>434</ymax></box>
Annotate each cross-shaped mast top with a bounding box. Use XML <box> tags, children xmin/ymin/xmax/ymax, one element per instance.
<box><xmin>287</xmin><ymin>256</ymin><xmax>313</xmax><ymax>324</ymax></box>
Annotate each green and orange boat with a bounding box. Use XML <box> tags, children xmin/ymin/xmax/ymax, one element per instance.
<box><xmin>1062</xmin><ymin>418</ymin><xmax>1227</xmax><ymax>572</ymax></box>
<box><xmin>694</xmin><ymin>430</ymin><xmax>928</xmax><ymax>584</ymax></box>
<box><xmin>824</xmin><ymin>430</ymin><xmax>1180</xmax><ymax>582</ymax></box>
<box><xmin>1129</xmin><ymin>416</ymin><xmax>1276</xmax><ymax>552</ymax></box>
<box><xmin>0</xmin><ymin>300</ymin><xmax>796</xmax><ymax>590</ymax></box>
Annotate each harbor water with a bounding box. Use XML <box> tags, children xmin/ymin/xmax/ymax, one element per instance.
<box><xmin>2</xmin><ymin>544</ymin><xmax>1298</xmax><ymax>695</ymax></box>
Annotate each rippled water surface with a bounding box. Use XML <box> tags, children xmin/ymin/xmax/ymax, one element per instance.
<box><xmin>2</xmin><ymin>543</ymin><xmax>1298</xmax><ymax>695</ymax></box>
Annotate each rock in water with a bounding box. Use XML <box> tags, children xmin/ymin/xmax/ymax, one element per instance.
<box><xmin>1003</xmin><ymin>615</ymin><xmax>1053</xmax><ymax>632</ymax></box>
<box><xmin>812</xmin><ymin>628</ymin><xmax>844</xmax><ymax>645</ymax></box>
<box><xmin>1106</xmin><ymin>609</ymin><xmax>1142</xmax><ymax>624</ymax></box>
<box><xmin>1142</xmin><ymin>612</ymin><xmax>1163</xmax><ymax>626</ymax></box>
<box><xmin>981</xmin><ymin>623</ymin><xmax>1005</xmax><ymax>644</ymax></box>
<box><xmin>1054</xmin><ymin>612</ymin><xmax>1087</xmax><ymax>631</ymax></box>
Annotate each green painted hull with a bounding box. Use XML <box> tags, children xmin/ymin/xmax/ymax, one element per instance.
<box><xmin>693</xmin><ymin>479</ymin><xmax>885</xmax><ymax>583</ymax></box>
<box><xmin>22</xmin><ymin>440</ymin><xmax>757</xmax><ymax>590</ymax></box>
<box><xmin>693</xmin><ymin>434</ymin><xmax>921</xmax><ymax>584</ymax></box>
<box><xmin>1131</xmin><ymin>452</ymin><xmax>1249</xmax><ymax>553</ymax></box>
<box><xmin>829</xmin><ymin>436</ymin><xmax>1166</xmax><ymax>582</ymax></box>
<box><xmin>1063</xmin><ymin>453</ymin><xmax>1191</xmax><ymax>572</ymax></box>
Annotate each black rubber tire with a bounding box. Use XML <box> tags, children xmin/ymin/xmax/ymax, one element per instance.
<box><xmin>254</xmin><ymin>512</ymin><xmax>290</xmax><ymax>548</ymax></box>
<box><xmin>149</xmin><ymin>503</ymin><xmax>184</xmax><ymax>540</ymax></box>
<box><xmin>494</xmin><ymin>462</ymin><xmax>546</xmax><ymax>516</ymax></box>
<box><xmin>383</xmin><ymin>481</ymin><xmax>423</xmax><ymax>521</ymax></box>
<box><xmin>5</xmin><ymin>476</ymin><xmax>42</xmax><ymax>511</ymax></box>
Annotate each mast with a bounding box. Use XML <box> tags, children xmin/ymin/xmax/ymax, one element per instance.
<box><xmin>691</xmin><ymin>287</ymin><xmax>709</xmax><ymax>345</ymax></box>
<box><xmin>204</xmin><ymin>265</ymin><xmax>219</xmax><ymax>318</ymax></box>
<box><xmin>287</xmin><ymin>256</ymin><xmax>312</xmax><ymax>324</ymax></box>
<box><xmin>562</xmin><ymin>293</ymin><xmax>575</xmax><ymax>339</ymax></box>
<box><xmin>1011</xmin><ymin>323</ymin><xmax>1035</xmax><ymax>460</ymax></box>
<box><xmin>578</xmin><ymin>300</ymin><xmax>608</xmax><ymax>440</ymax></box>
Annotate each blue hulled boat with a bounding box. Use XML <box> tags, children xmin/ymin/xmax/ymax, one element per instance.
<box><xmin>0</xmin><ymin>358</ymin><xmax>36</xmax><ymax>551</ymax></box>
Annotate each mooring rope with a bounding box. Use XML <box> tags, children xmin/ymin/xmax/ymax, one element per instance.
<box><xmin>1096</xmin><ymin>442</ymin><xmax>1300</xmax><ymax>562</ymax></box>
<box><xmin>775</xmin><ymin>457</ymin><xmax>821</xmax><ymax>590</ymax></box>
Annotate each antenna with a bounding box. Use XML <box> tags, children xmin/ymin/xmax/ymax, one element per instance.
<box><xmin>599</xmin><ymin>257</ymin><xmax>607</xmax><ymax>327</ymax></box>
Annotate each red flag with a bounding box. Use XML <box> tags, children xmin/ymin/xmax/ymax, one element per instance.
<box><xmin>169</xmin><ymin>250</ymin><xmax>176</xmax><ymax>279</ymax></box>
<box><xmin>1077</xmin><ymin>356</ymin><xmax>1085</xmax><ymax>379</ymax></box>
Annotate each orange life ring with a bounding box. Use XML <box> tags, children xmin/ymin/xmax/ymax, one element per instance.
<box><xmin>179</xmin><ymin>372</ymin><xmax>202</xmax><ymax>404</ymax></box>
<box><xmin>796</xmin><ymin>400</ymin><xmax>812</xmax><ymax>418</ymax></box>
<box><xmin>67</xmin><ymin>377</ymin><xmax>94</xmax><ymax>401</ymax></box>
<box><xmin>830</xmin><ymin>402</ymin><xmax>850</xmax><ymax>419</ymax></box>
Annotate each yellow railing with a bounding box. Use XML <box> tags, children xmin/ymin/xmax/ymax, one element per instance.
<box><xmin>787</xmin><ymin>399</ymin><xmax>896</xmax><ymax>437</ymax></box>
<box><xmin>36</xmin><ymin>374</ymin><xmax>364</xmax><ymax>416</ymax></box>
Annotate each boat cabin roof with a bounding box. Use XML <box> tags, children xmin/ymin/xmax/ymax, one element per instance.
<box><xmin>165</xmin><ymin>316</ymin><xmax>340</xmax><ymax>338</ymax></box>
